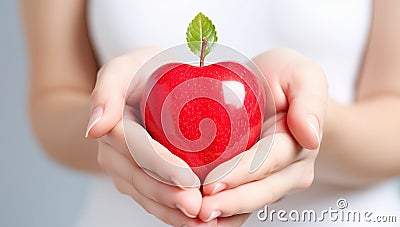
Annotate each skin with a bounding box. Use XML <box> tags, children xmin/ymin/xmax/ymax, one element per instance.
<box><xmin>21</xmin><ymin>0</ymin><xmax>400</xmax><ymax>226</ymax></box>
<box><xmin>20</xmin><ymin>0</ymin><xmax>99</xmax><ymax>172</ymax></box>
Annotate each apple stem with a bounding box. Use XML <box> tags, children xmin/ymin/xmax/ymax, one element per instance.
<box><xmin>200</xmin><ymin>37</ymin><xmax>207</xmax><ymax>67</ymax></box>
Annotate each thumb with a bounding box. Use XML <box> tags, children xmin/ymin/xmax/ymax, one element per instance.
<box><xmin>85</xmin><ymin>47</ymin><xmax>162</xmax><ymax>138</ymax></box>
<box><xmin>253</xmin><ymin>48</ymin><xmax>328</xmax><ymax>150</ymax></box>
<box><xmin>85</xmin><ymin>59</ymin><xmax>132</xmax><ymax>138</ymax></box>
<box><xmin>285</xmin><ymin>64</ymin><xmax>328</xmax><ymax>150</ymax></box>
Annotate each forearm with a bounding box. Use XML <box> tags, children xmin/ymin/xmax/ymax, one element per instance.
<box><xmin>30</xmin><ymin>90</ymin><xmax>102</xmax><ymax>172</ymax></box>
<box><xmin>21</xmin><ymin>0</ymin><xmax>102</xmax><ymax>172</ymax></box>
<box><xmin>316</xmin><ymin>96</ymin><xmax>400</xmax><ymax>186</ymax></box>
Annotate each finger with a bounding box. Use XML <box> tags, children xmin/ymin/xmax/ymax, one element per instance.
<box><xmin>98</xmin><ymin>141</ymin><xmax>202</xmax><ymax>218</ymax></box>
<box><xmin>202</xmin><ymin>133</ymin><xmax>304</xmax><ymax>196</ymax></box>
<box><xmin>124</xmin><ymin>119</ymin><xmax>201</xmax><ymax>189</ymax></box>
<box><xmin>216</xmin><ymin>213</ymin><xmax>251</xmax><ymax>227</ymax></box>
<box><xmin>99</xmin><ymin>112</ymin><xmax>201</xmax><ymax>190</ymax></box>
<box><xmin>112</xmin><ymin>176</ymin><xmax>217</xmax><ymax>227</ymax></box>
<box><xmin>253</xmin><ymin>48</ymin><xmax>328</xmax><ymax>149</ymax></box>
<box><xmin>285</xmin><ymin>61</ymin><xmax>328</xmax><ymax>150</ymax></box>
<box><xmin>199</xmin><ymin>160</ymin><xmax>315</xmax><ymax>221</ymax></box>
<box><xmin>86</xmin><ymin>47</ymin><xmax>161</xmax><ymax>138</ymax></box>
<box><xmin>98</xmin><ymin>119</ymin><xmax>134</xmax><ymax>160</ymax></box>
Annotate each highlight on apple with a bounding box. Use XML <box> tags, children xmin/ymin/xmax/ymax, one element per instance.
<box><xmin>122</xmin><ymin>13</ymin><xmax>277</xmax><ymax>187</ymax></box>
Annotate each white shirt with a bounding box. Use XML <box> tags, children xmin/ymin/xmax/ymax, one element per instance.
<box><xmin>77</xmin><ymin>0</ymin><xmax>400</xmax><ymax>226</ymax></box>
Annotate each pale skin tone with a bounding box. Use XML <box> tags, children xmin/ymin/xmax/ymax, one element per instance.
<box><xmin>21</xmin><ymin>0</ymin><xmax>400</xmax><ymax>226</ymax></box>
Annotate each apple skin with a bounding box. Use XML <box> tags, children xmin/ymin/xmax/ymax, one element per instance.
<box><xmin>141</xmin><ymin>62</ymin><xmax>266</xmax><ymax>182</ymax></box>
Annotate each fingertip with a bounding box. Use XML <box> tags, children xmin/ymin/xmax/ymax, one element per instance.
<box><xmin>176</xmin><ymin>203</ymin><xmax>197</xmax><ymax>219</ymax></box>
<box><xmin>85</xmin><ymin>106</ymin><xmax>104</xmax><ymax>138</ymax></box>
<box><xmin>177</xmin><ymin>188</ymin><xmax>203</xmax><ymax>217</ymax></box>
<box><xmin>85</xmin><ymin>114</ymin><xmax>118</xmax><ymax>138</ymax></box>
<box><xmin>198</xmin><ymin>196</ymin><xmax>222</xmax><ymax>223</ymax></box>
<box><xmin>86</xmin><ymin>123</ymin><xmax>107</xmax><ymax>138</ymax></box>
<box><xmin>87</xmin><ymin>94</ymin><xmax>125</xmax><ymax>138</ymax></box>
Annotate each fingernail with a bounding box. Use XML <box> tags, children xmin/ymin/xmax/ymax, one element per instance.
<box><xmin>176</xmin><ymin>204</ymin><xmax>196</xmax><ymax>219</ymax></box>
<box><xmin>204</xmin><ymin>210</ymin><xmax>221</xmax><ymax>222</ymax></box>
<box><xmin>211</xmin><ymin>183</ymin><xmax>227</xmax><ymax>195</ymax></box>
<box><xmin>85</xmin><ymin>107</ymin><xmax>103</xmax><ymax>137</ymax></box>
<box><xmin>307</xmin><ymin>114</ymin><xmax>320</xmax><ymax>145</ymax></box>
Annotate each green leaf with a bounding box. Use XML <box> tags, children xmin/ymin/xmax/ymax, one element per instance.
<box><xmin>186</xmin><ymin>12</ymin><xmax>218</xmax><ymax>59</ymax></box>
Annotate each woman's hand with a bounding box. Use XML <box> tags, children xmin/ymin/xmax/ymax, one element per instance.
<box><xmin>86</xmin><ymin>48</ymin><xmax>217</xmax><ymax>227</ymax></box>
<box><xmin>198</xmin><ymin>48</ymin><xmax>328</xmax><ymax>222</ymax></box>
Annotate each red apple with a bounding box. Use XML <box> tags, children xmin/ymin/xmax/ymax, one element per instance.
<box><xmin>141</xmin><ymin>61</ymin><xmax>266</xmax><ymax>182</ymax></box>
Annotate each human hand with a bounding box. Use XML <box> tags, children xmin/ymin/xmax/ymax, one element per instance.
<box><xmin>198</xmin><ymin>48</ymin><xmax>328</xmax><ymax>222</ymax></box>
<box><xmin>86</xmin><ymin>48</ymin><xmax>217</xmax><ymax>227</ymax></box>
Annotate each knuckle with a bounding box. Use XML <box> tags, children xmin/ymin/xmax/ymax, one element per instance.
<box><xmin>101</xmin><ymin>56</ymin><xmax>124</xmax><ymax>74</ymax></box>
<box><xmin>141</xmin><ymin>203</ymin><xmax>153</xmax><ymax>215</ymax></box>
<box><xmin>291</xmin><ymin>58</ymin><xmax>325</xmax><ymax>83</ymax></box>
<box><xmin>273</xmin><ymin>47</ymin><xmax>299</xmax><ymax>56</ymax></box>
<box><xmin>114</xmin><ymin>182</ymin><xmax>154</xmax><ymax>217</ymax></box>
<box><xmin>127</xmin><ymin>171</ymin><xmax>137</xmax><ymax>188</ymax></box>
<box><xmin>136</xmin><ymin>200</ymin><xmax>153</xmax><ymax>216</ymax></box>
<box><xmin>127</xmin><ymin>189</ymin><xmax>154</xmax><ymax>216</ymax></box>
<box><xmin>113</xmin><ymin>178</ymin><xmax>128</xmax><ymax>195</ymax></box>
<box><xmin>295</xmin><ymin>62</ymin><xmax>318</xmax><ymax>79</ymax></box>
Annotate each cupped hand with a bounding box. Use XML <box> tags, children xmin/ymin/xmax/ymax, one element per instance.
<box><xmin>199</xmin><ymin>48</ymin><xmax>328</xmax><ymax>223</ymax></box>
<box><xmin>86</xmin><ymin>48</ymin><xmax>215</xmax><ymax>227</ymax></box>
